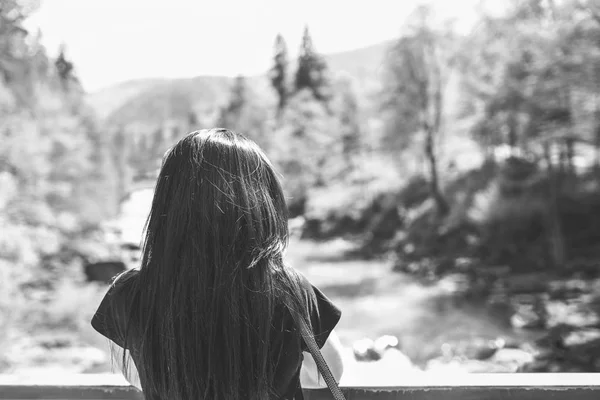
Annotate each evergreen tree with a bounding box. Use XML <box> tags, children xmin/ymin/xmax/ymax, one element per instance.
<box><xmin>131</xmin><ymin>134</ymin><xmax>150</xmax><ymax>178</ymax></box>
<box><xmin>187</xmin><ymin>111</ymin><xmax>199</xmax><ymax>131</ymax></box>
<box><xmin>218</xmin><ymin>75</ymin><xmax>248</xmax><ymax>128</ymax></box>
<box><xmin>336</xmin><ymin>77</ymin><xmax>361</xmax><ymax>163</ymax></box>
<box><xmin>55</xmin><ymin>44</ymin><xmax>75</xmax><ymax>84</ymax></box>
<box><xmin>270</xmin><ymin>34</ymin><xmax>289</xmax><ymax>112</ymax></box>
<box><xmin>171</xmin><ymin>125</ymin><xmax>182</xmax><ymax>143</ymax></box>
<box><xmin>217</xmin><ymin>75</ymin><xmax>271</xmax><ymax>148</ymax></box>
<box><xmin>151</xmin><ymin>126</ymin><xmax>165</xmax><ymax>151</ymax></box>
<box><xmin>295</xmin><ymin>25</ymin><xmax>329</xmax><ymax>102</ymax></box>
<box><xmin>112</xmin><ymin>128</ymin><xmax>132</xmax><ymax>202</ymax></box>
<box><xmin>150</xmin><ymin>126</ymin><xmax>168</xmax><ymax>170</ymax></box>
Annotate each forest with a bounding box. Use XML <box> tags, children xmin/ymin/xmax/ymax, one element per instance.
<box><xmin>2</xmin><ymin>0</ymin><xmax>600</xmax><ymax>378</ymax></box>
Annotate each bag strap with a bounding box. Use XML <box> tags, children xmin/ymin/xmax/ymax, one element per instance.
<box><xmin>290</xmin><ymin>312</ymin><xmax>346</xmax><ymax>400</ymax></box>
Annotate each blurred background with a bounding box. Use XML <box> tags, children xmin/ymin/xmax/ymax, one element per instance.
<box><xmin>2</xmin><ymin>0</ymin><xmax>600</xmax><ymax>385</ymax></box>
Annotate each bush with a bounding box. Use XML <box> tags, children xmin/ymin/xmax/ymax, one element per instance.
<box><xmin>471</xmin><ymin>182</ymin><xmax>551</xmax><ymax>270</ymax></box>
<box><xmin>26</xmin><ymin>278</ymin><xmax>104</xmax><ymax>332</ymax></box>
<box><xmin>301</xmin><ymin>154</ymin><xmax>403</xmax><ymax>240</ymax></box>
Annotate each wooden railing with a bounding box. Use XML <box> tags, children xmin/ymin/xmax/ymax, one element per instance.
<box><xmin>1</xmin><ymin>374</ymin><xmax>600</xmax><ymax>400</ymax></box>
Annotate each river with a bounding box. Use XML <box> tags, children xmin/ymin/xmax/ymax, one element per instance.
<box><xmin>7</xmin><ymin>188</ymin><xmax>593</xmax><ymax>383</ymax></box>
<box><xmin>283</xmin><ymin>237</ymin><xmax>550</xmax><ymax>384</ymax></box>
<box><xmin>110</xmin><ymin>188</ymin><xmax>543</xmax><ymax>384</ymax></box>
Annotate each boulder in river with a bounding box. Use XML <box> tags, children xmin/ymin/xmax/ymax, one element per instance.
<box><xmin>353</xmin><ymin>338</ymin><xmax>379</xmax><ymax>361</ymax></box>
<box><xmin>84</xmin><ymin>261</ymin><xmax>126</xmax><ymax>284</ymax></box>
<box><xmin>353</xmin><ymin>335</ymin><xmax>401</xmax><ymax>362</ymax></box>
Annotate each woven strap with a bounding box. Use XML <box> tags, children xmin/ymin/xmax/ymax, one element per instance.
<box><xmin>290</xmin><ymin>312</ymin><xmax>346</xmax><ymax>400</ymax></box>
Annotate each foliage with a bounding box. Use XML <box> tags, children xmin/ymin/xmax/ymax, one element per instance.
<box><xmin>270</xmin><ymin>34</ymin><xmax>289</xmax><ymax>112</ymax></box>
<box><xmin>217</xmin><ymin>75</ymin><xmax>273</xmax><ymax>150</ymax></box>
<box><xmin>381</xmin><ymin>4</ymin><xmax>454</xmax><ymax>216</ymax></box>
<box><xmin>331</xmin><ymin>75</ymin><xmax>363</xmax><ymax>166</ymax></box>
<box><xmin>5</xmin><ymin>0</ymin><xmax>600</xmax><ymax>374</ymax></box>
<box><xmin>295</xmin><ymin>26</ymin><xmax>330</xmax><ymax>102</ymax></box>
<box><xmin>459</xmin><ymin>0</ymin><xmax>600</xmax><ymax>155</ymax></box>
<box><xmin>268</xmin><ymin>89</ymin><xmax>340</xmax><ymax>209</ymax></box>
<box><xmin>0</xmin><ymin>0</ymin><xmax>117</xmax><ymax>368</ymax></box>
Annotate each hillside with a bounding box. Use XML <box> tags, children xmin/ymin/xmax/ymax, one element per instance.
<box><xmin>324</xmin><ymin>40</ymin><xmax>393</xmax><ymax>95</ymax></box>
<box><xmin>85</xmin><ymin>78</ymin><xmax>168</xmax><ymax>121</ymax></box>
<box><xmin>85</xmin><ymin>40</ymin><xmax>393</xmax><ymax>130</ymax></box>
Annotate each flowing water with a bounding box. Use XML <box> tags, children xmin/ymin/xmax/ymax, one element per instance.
<box><xmin>3</xmin><ymin>189</ymin><xmax>544</xmax><ymax>383</ymax></box>
<box><xmin>111</xmin><ymin>188</ymin><xmax>542</xmax><ymax>384</ymax></box>
<box><xmin>284</xmin><ymin>237</ymin><xmax>544</xmax><ymax>384</ymax></box>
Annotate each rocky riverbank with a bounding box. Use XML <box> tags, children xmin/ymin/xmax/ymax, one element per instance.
<box><xmin>348</xmin><ymin>267</ymin><xmax>600</xmax><ymax>375</ymax></box>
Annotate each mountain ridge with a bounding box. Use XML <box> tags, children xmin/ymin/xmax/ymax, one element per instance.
<box><xmin>86</xmin><ymin>39</ymin><xmax>394</xmax><ymax>128</ymax></box>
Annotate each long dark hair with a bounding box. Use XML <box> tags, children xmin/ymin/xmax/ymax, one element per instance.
<box><xmin>118</xmin><ymin>128</ymin><xmax>313</xmax><ymax>400</ymax></box>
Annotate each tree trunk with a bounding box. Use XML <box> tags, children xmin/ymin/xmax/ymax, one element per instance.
<box><xmin>426</xmin><ymin>44</ymin><xmax>449</xmax><ymax>218</ymax></box>
<box><xmin>507</xmin><ymin>112</ymin><xmax>518</xmax><ymax>149</ymax></box>
<box><xmin>595</xmin><ymin>141</ymin><xmax>600</xmax><ymax>175</ymax></box>
<box><xmin>544</xmin><ymin>142</ymin><xmax>566</xmax><ymax>269</ymax></box>
<box><xmin>558</xmin><ymin>142</ymin><xmax>566</xmax><ymax>177</ymax></box>
<box><xmin>595</xmin><ymin>124</ymin><xmax>600</xmax><ymax>174</ymax></box>
<box><xmin>424</xmin><ymin>123</ymin><xmax>449</xmax><ymax>217</ymax></box>
<box><xmin>565</xmin><ymin>137</ymin><xmax>575</xmax><ymax>175</ymax></box>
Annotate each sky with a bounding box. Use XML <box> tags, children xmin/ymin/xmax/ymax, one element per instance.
<box><xmin>24</xmin><ymin>0</ymin><xmax>486</xmax><ymax>93</ymax></box>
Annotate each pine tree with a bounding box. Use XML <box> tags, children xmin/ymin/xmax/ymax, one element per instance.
<box><xmin>217</xmin><ymin>75</ymin><xmax>270</xmax><ymax>147</ymax></box>
<box><xmin>171</xmin><ymin>125</ymin><xmax>182</xmax><ymax>143</ymax></box>
<box><xmin>150</xmin><ymin>126</ymin><xmax>168</xmax><ymax>169</ymax></box>
<box><xmin>55</xmin><ymin>44</ymin><xmax>75</xmax><ymax>83</ymax></box>
<box><xmin>336</xmin><ymin>78</ymin><xmax>361</xmax><ymax>162</ymax></box>
<box><xmin>187</xmin><ymin>111</ymin><xmax>199</xmax><ymax>131</ymax></box>
<box><xmin>218</xmin><ymin>75</ymin><xmax>247</xmax><ymax>128</ymax></box>
<box><xmin>112</xmin><ymin>128</ymin><xmax>132</xmax><ymax>202</ymax></box>
<box><xmin>130</xmin><ymin>134</ymin><xmax>150</xmax><ymax>179</ymax></box>
<box><xmin>295</xmin><ymin>25</ymin><xmax>329</xmax><ymax>101</ymax></box>
<box><xmin>270</xmin><ymin>34</ymin><xmax>289</xmax><ymax>112</ymax></box>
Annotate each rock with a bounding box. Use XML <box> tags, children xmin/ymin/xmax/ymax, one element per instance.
<box><xmin>378</xmin><ymin>348</ymin><xmax>413</xmax><ymax>368</ymax></box>
<box><xmin>38</xmin><ymin>336</ymin><xmax>72</xmax><ymax>349</ymax></box>
<box><xmin>84</xmin><ymin>261</ymin><xmax>127</xmax><ymax>284</ymax></box>
<box><xmin>520</xmin><ymin>325</ymin><xmax>600</xmax><ymax>373</ymax></box>
<box><xmin>534</xmin><ymin>324</ymin><xmax>573</xmax><ymax>349</ymax></box>
<box><xmin>453</xmin><ymin>338</ymin><xmax>505</xmax><ymax>361</ymax></box>
<box><xmin>353</xmin><ymin>336</ymin><xmax>402</xmax><ymax>362</ymax></box>
<box><xmin>511</xmin><ymin>298</ymin><xmax>548</xmax><ymax>330</ymax></box>
<box><xmin>474</xmin><ymin>338</ymin><xmax>506</xmax><ymax>360</ymax></box>
<box><xmin>426</xmin><ymin>358</ymin><xmax>517</xmax><ymax>373</ymax></box>
<box><xmin>497</xmin><ymin>337</ymin><xmax>523</xmax><ymax>349</ymax></box>
<box><xmin>373</xmin><ymin>335</ymin><xmax>400</xmax><ymax>353</ymax></box>
<box><xmin>505</xmin><ymin>274</ymin><xmax>550</xmax><ymax>294</ymax></box>
<box><xmin>425</xmin><ymin>338</ymin><xmax>533</xmax><ymax>374</ymax></box>
<box><xmin>548</xmin><ymin>279</ymin><xmax>588</xmax><ymax>300</ymax></box>
<box><xmin>490</xmin><ymin>348</ymin><xmax>534</xmax><ymax>368</ymax></box>
<box><xmin>353</xmin><ymin>338</ymin><xmax>380</xmax><ymax>361</ymax></box>
<box><xmin>120</xmin><ymin>242</ymin><xmax>141</xmax><ymax>251</ymax></box>
<box><xmin>518</xmin><ymin>360</ymin><xmax>552</xmax><ymax>372</ymax></box>
<box><xmin>511</xmin><ymin>313</ymin><xmax>546</xmax><ymax>330</ymax></box>
<box><xmin>425</xmin><ymin>359</ymin><xmax>470</xmax><ymax>374</ymax></box>
<box><xmin>340</xmin><ymin>347</ymin><xmax>418</xmax><ymax>386</ymax></box>
<box><xmin>563</xmin><ymin>329</ymin><xmax>600</xmax><ymax>347</ymax></box>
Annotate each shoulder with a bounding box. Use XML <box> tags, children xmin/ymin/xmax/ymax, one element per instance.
<box><xmin>103</xmin><ymin>268</ymin><xmax>139</xmax><ymax>304</ymax></box>
<box><xmin>105</xmin><ymin>268</ymin><xmax>140</xmax><ymax>312</ymax></box>
<box><xmin>293</xmin><ymin>270</ymin><xmax>334</xmax><ymax>308</ymax></box>
<box><xmin>91</xmin><ymin>268</ymin><xmax>139</xmax><ymax>347</ymax></box>
<box><xmin>111</xmin><ymin>268</ymin><xmax>139</xmax><ymax>287</ymax></box>
<box><xmin>289</xmin><ymin>269</ymin><xmax>326</xmax><ymax>306</ymax></box>
<box><xmin>294</xmin><ymin>269</ymin><xmax>314</xmax><ymax>292</ymax></box>
<box><xmin>287</xmin><ymin>269</ymin><xmax>342</xmax><ymax>349</ymax></box>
